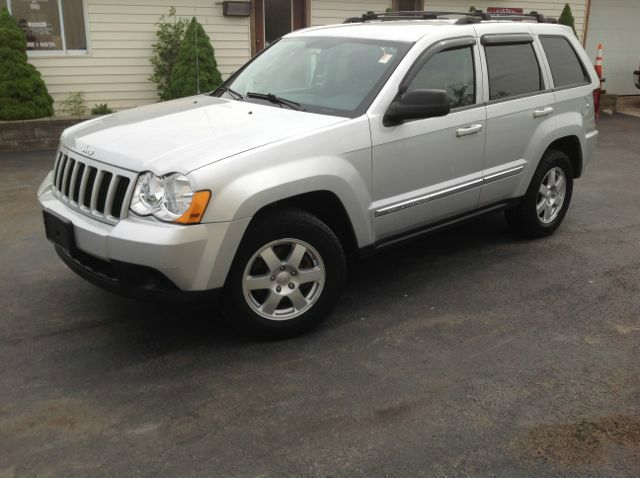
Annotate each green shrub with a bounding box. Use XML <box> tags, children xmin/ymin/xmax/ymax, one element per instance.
<box><xmin>149</xmin><ymin>7</ymin><xmax>189</xmax><ymax>101</ymax></box>
<box><xmin>61</xmin><ymin>91</ymin><xmax>86</xmax><ymax>117</ymax></box>
<box><xmin>0</xmin><ymin>8</ymin><xmax>54</xmax><ymax>120</ymax></box>
<box><xmin>558</xmin><ymin>3</ymin><xmax>577</xmax><ymax>35</ymax></box>
<box><xmin>165</xmin><ymin>17</ymin><xmax>222</xmax><ymax>100</ymax></box>
<box><xmin>91</xmin><ymin>103</ymin><xmax>114</xmax><ymax>115</ymax></box>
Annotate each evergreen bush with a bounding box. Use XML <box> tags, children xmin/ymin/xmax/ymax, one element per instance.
<box><xmin>0</xmin><ymin>8</ymin><xmax>54</xmax><ymax>120</ymax></box>
<box><xmin>165</xmin><ymin>17</ymin><xmax>222</xmax><ymax>100</ymax></box>
<box><xmin>558</xmin><ymin>3</ymin><xmax>577</xmax><ymax>35</ymax></box>
<box><xmin>149</xmin><ymin>7</ymin><xmax>189</xmax><ymax>101</ymax></box>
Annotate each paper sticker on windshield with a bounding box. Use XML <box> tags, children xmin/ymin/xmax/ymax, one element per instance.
<box><xmin>379</xmin><ymin>52</ymin><xmax>393</xmax><ymax>64</ymax></box>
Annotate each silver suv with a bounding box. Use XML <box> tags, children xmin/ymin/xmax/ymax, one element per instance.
<box><xmin>38</xmin><ymin>11</ymin><xmax>600</xmax><ymax>337</ymax></box>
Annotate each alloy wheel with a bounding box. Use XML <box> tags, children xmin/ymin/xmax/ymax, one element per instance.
<box><xmin>242</xmin><ymin>239</ymin><xmax>326</xmax><ymax>321</ymax></box>
<box><xmin>536</xmin><ymin>167</ymin><xmax>567</xmax><ymax>224</ymax></box>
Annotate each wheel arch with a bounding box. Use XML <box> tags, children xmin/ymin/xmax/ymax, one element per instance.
<box><xmin>546</xmin><ymin>135</ymin><xmax>584</xmax><ymax>178</ymax></box>
<box><xmin>249</xmin><ymin>190</ymin><xmax>361</xmax><ymax>261</ymax></box>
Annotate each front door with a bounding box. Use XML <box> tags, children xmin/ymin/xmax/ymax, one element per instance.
<box><xmin>253</xmin><ymin>0</ymin><xmax>307</xmax><ymax>55</ymax></box>
<box><xmin>370</xmin><ymin>38</ymin><xmax>486</xmax><ymax>241</ymax></box>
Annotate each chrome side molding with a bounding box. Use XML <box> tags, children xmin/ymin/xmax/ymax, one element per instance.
<box><xmin>374</xmin><ymin>164</ymin><xmax>525</xmax><ymax>217</ymax></box>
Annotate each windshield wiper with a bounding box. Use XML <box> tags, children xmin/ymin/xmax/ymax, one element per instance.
<box><xmin>216</xmin><ymin>86</ymin><xmax>243</xmax><ymax>101</ymax></box>
<box><xmin>246</xmin><ymin>92</ymin><xmax>303</xmax><ymax>111</ymax></box>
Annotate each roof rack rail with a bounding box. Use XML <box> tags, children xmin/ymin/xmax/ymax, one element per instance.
<box><xmin>343</xmin><ymin>10</ymin><xmax>557</xmax><ymax>25</ymax></box>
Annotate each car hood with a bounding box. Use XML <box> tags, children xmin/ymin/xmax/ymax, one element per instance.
<box><xmin>61</xmin><ymin>95</ymin><xmax>348</xmax><ymax>174</ymax></box>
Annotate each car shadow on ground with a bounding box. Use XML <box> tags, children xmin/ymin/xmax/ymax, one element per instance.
<box><xmin>93</xmin><ymin>210</ymin><xmax>521</xmax><ymax>353</ymax></box>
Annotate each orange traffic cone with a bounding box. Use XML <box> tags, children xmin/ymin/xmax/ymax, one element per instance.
<box><xmin>594</xmin><ymin>43</ymin><xmax>603</xmax><ymax>80</ymax></box>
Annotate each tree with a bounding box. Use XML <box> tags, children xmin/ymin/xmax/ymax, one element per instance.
<box><xmin>558</xmin><ymin>3</ymin><xmax>577</xmax><ymax>35</ymax></box>
<box><xmin>149</xmin><ymin>7</ymin><xmax>189</xmax><ymax>101</ymax></box>
<box><xmin>165</xmin><ymin>17</ymin><xmax>222</xmax><ymax>100</ymax></box>
<box><xmin>0</xmin><ymin>8</ymin><xmax>53</xmax><ymax>120</ymax></box>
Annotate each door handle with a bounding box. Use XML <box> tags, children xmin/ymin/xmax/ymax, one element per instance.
<box><xmin>456</xmin><ymin>124</ymin><xmax>483</xmax><ymax>137</ymax></box>
<box><xmin>533</xmin><ymin>106</ymin><xmax>554</xmax><ymax>118</ymax></box>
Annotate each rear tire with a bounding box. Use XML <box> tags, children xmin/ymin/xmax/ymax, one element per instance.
<box><xmin>505</xmin><ymin>149</ymin><xmax>574</xmax><ymax>238</ymax></box>
<box><xmin>222</xmin><ymin>207</ymin><xmax>346</xmax><ymax>339</ymax></box>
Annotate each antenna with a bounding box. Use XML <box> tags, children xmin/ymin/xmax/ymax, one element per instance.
<box><xmin>193</xmin><ymin>6</ymin><xmax>200</xmax><ymax>94</ymax></box>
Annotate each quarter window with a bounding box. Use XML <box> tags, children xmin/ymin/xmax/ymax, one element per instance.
<box><xmin>540</xmin><ymin>36</ymin><xmax>590</xmax><ymax>88</ymax></box>
<box><xmin>485</xmin><ymin>43</ymin><xmax>542</xmax><ymax>100</ymax></box>
<box><xmin>1</xmin><ymin>0</ymin><xmax>87</xmax><ymax>52</ymax></box>
<box><xmin>407</xmin><ymin>46</ymin><xmax>476</xmax><ymax>108</ymax></box>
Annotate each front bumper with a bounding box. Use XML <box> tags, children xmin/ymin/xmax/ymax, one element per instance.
<box><xmin>54</xmin><ymin>245</ymin><xmax>218</xmax><ymax>302</ymax></box>
<box><xmin>38</xmin><ymin>171</ymin><xmax>251</xmax><ymax>296</ymax></box>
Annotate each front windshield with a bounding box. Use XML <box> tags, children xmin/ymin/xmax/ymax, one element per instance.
<box><xmin>215</xmin><ymin>37</ymin><xmax>412</xmax><ymax>117</ymax></box>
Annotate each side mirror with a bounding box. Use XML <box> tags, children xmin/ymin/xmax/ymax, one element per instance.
<box><xmin>384</xmin><ymin>89</ymin><xmax>451</xmax><ymax>126</ymax></box>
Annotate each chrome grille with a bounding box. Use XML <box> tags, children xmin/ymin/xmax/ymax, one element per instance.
<box><xmin>51</xmin><ymin>150</ymin><xmax>137</xmax><ymax>225</ymax></box>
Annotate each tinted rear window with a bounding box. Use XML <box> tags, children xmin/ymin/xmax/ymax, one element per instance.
<box><xmin>485</xmin><ymin>43</ymin><xmax>542</xmax><ymax>101</ymax></box>
<box><xmin>540</xmin><ymin>36</ymin><xmax>590</xmax><ymax>88</ymax></box>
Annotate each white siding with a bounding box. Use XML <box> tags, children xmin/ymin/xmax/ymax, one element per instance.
<box><xmin>585</xmin><ymin>0</ymin><xmax>640</xmax><ymax>95</ymax></box>
<box><xmin>27</xmin><ymin>0</ymin><xmax>589</xmax><ymax>116</ymax></box>
<box><xmin>425</xmin><ymin>1</ymin><xmax>587</xmax><ymax>40</ymax></box>
<box><xmin>28</xmin><ymin>0</ymin><xmax>250</xmax><ymax>114</ymax></box>
<box><xmin>311</xmin><ymin>0</ymin><xmax>390</xmax><ymax>26</ymax></box>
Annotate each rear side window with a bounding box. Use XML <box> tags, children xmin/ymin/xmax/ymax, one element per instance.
<box><xmin>407</xmin><ymin>46</ymin><xmax>476</xmax><ymax>108</ymax></box>
<box><xmin>540</xmin><ymin>36</ymin><xmax>590</xmax><ymax>88</ymax></box>
<box><xmin>485</xmin><ymin>43</ymin><xmax>542</xmax><ymax>101</ymax></box>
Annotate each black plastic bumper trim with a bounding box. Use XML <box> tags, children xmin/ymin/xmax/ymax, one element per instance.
<box><xmin>55</xmin><ymin>246</ymin><xmax>219</xmax><ymax>304</ymax></box>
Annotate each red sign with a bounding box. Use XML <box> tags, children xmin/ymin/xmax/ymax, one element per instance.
<box><xmin>487</xmin><ymin>7</ymin><xmax>524</xmax><ymax>14</ymax></box>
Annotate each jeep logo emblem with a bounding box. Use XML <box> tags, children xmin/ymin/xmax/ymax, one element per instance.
<box><xmin>82</xmin><ymin>146</ymin><xmax>95</xmax><ymax>156</ymax></box>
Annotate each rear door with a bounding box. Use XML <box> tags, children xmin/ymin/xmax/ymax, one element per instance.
<box><xmin>478</xmin><ymin>31</ymin><xmax>556</xmax><ymax>206</ymax></box>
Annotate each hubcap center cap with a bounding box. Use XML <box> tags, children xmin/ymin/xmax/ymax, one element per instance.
<box><xmin>276</xmin><ymin>271</ymin><xmax>290</xmax><ymax>286</ymax></box>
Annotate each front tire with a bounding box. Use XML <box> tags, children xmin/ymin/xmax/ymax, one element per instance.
<box><xmin>222</xmin><ymin>208</ymin><xmax>346</xmax><ymax>338</ymax></box>
<box><xmin>506</xmin><ymin>149</ymin><xmax>574</xmax><ymax>238</ymax></box>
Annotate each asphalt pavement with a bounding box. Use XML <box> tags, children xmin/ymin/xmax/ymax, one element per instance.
<box><xmin>0</xmin><ymin>113</ymin><xmax>639</xmax><ymax>477</ymax></box>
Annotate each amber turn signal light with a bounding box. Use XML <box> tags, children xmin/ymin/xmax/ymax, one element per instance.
<box><xmin>174</xmin><ymin>190</ymin><xmax>211</xmax><ymax>225</ymax></box>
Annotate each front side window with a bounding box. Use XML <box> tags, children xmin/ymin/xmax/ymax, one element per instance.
<box><xmin>2</xmin><ymin>0</ymin><xmax>87</xmax><ymax>52</ymax></box>
<box><xmin>540</xmin><ymin>36</ymin><xmax>590</xmax><ymax>88</ymax></box>
<box><xmin>218</xmin><ymin>37</ymin><xmax>412</xmax><ymax>117</ymax></box>
<box><xmin>485</xmin><ymin>43</ymin><xmax>542</xmax><ymax>100</ymax></box>
<box><xmin>407</xmin><ymin>46</ymin><xmax>476</xmax><ymax>108</ymax></box>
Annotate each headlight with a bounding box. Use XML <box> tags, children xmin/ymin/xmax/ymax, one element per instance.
<box><xmin>130</xmin><ymin>172</ymin><xmax>210</xmax><ymax>224</ymax></box>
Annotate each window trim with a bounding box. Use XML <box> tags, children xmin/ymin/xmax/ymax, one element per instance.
<box><xmin>5</xmin><ymin>0</ymin><xmax>91</xmax><ymax>56</ymax></box>
<box><xmin>397</xmin><ymin>36</ymin><xmax>479</xmax><ymax>111</ymax></box>
<box><xmin>484</xmin><ymin>88</ymin><xmax>553</xmax><ymax>106</ymax></box>
<box><xmin>481</xmin><ymin>33</ymin><xmax>533</xmax><ymax>46</ymax></box>
<box><xmin>483</xmin><ymin>40</ymin><xmax>545</xmax><ymax>103</ymax></box>
<box><xmin>539</xmin><ymin>34</ymin><xmax>591</xmax><ymax>91</ymax></box>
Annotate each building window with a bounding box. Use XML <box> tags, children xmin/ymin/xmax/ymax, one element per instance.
<box><xmin>392</xmin><ymin>0</ymin><xmax>424</xmax><ymax>12</ymax></box>
<box><xmin>1</xmin><ymin>0</ymin><xmax>87</xmax><ymax>53</ymax></box>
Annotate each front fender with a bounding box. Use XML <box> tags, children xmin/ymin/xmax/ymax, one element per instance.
<box><xmin>207</xmin><ymin>153</ymin><xmax>372</xmax><ymax>247</ymax></box>
<box><xmin>191</xmin><ymin>116</ymin><xmax>374</xmax><ymax>247</ymax></box>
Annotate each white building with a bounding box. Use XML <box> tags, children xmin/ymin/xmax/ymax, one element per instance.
<box><xmin>3</xmin><ymin>0</ymin><xmax>633</xmax><ymax>114</ymax></box>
